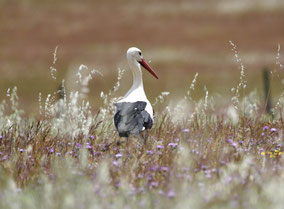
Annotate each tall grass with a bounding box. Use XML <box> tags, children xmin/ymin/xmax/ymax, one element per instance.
<box><xmin>0</xmin><ymin>50</ymin><xmax>283</xmax><ymax>209</ymax></box>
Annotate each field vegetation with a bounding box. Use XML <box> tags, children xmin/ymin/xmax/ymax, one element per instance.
<box><xmin>0</xmin><ymin>47</ymin><xmax>283</xmax><ymax>208</ymax></box>
<box><xmin>1</xmin><ymin>0</ymin><xmax>284</xmax><ymax>208</ymax></box>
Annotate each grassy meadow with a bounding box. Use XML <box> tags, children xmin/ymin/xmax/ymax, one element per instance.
<box><xmin>0</xmin><ymin>68</ymin><xmax>283</xmax><ymax>209</ymax></box>
<box><xmin>1</xmin><ymin>0</ymin><xmax>284</xmax><ymax>208</ymax></box>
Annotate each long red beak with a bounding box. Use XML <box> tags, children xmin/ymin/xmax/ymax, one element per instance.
<box><xmin>139</xmin><ymin>59</ymin><xmax>159</xmax><ymax>79</ymax></box>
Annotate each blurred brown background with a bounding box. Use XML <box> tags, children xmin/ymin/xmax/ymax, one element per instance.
<box><xmin>1</xmin><ymin>0</ymin><xmax>284</xmax><ymax>113</ymax></box>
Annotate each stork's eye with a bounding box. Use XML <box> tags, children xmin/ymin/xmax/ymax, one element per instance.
<box><xmin>138</xmin><ymin>52</ymin><xmax>142</xmax><ymax>56</ymax></box>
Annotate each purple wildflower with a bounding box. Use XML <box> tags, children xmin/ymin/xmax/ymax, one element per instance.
<box><xmin>271</xmin><ymin>128</ymin><xmax>277</xmax><ymax>132</ymax></box>
<box><xmin>147</xmin><ymin>176</ymin><xmax>152</xmax><ymax>181</ymax></box>
<box><xmin>150</xmin><ymin>181</ymin><xmax>159</xmax><ymax>187</ymax></box>
<box><xmin>19</xmin><ymin>149</ymin><xmax>25</xmax><ymax>152</ymax></box>
<box><xmin>225</xmin><ymin>176</ymin><xmax>232</xmax><ymax>184</ymax></box>
<box><xmin>261</xmin><ymin>133</ymin><xmax>265</xmax><ymax>136</ymax></box>
<box><xmin>49</xmin><ymin>148</ymin><xmax>54</xmax><ymax>153</ymax></box>
<box><xmin>220</xmin><ymin>160</ymin><xmax>227</xmax><ymax>165</ymax></box>
<box><xmin>156</xmin><ymin>145</ymin><xmax>164</xmax><ymax>150</ymax></box>
<box><xmin>167</xmin><ymin>142</ymin><xmax>178</xmax><ymax>148</ymax></box>
<box><xmin>227</xmin><ymin>138</ymin><xmax>233</xmax><ymax>143</ymax></box>
<box><xmin>150</xmin><ymin>165</ymin><xmax>159</xmax><ymax>171</ymax></box>
<box><xmin>227</xmin><ymin>139</ymin><xmax>238</xmax><ymax>148</ymax></box>
<box><xmin>146</xmin><ymin>150</ymin><xmax>153</xmax><ymax>155</ymax></box>
<box><xmin>76</xmin><ymin>143</ymin><xmax>82</xmax><ymax>148</ymax></box>
<box><xmin>113</xmin><ymin>161</ymin><xmax>119</xmax><ymax>166</ymax></box>
<box><xmin>188</xmin><ymin>138</ymin><xmax>193</xmax><ymax>142</ymax></box>
<box><xmin>175</xmin><ymin>138</ymin><xmax>180</xmax><ymax>142</ymax></box>
<box><xmin>192</xmin><ymin>149</ymin><xmax>199</xmax><ymax>155</ymax></box>
<box><xmin>115</xmin><ymin>153</ymin><xmax>123</xmax><ymax>158</ymax></box>
<box><xmin>160</xmin><ymin>166</ymin><xmax>169</xmax><ymax>172</ymax></box>
<box><xmin>138</xmin><ymin>174</ymin><xmax>144</xmax><ymax>179</ymax></box>
<box><xmin>183</xmin><ymin>129</ymin><xmax>190</xmax><ymax>133</ymax></box>
<box><xmin>205</xmin><ymin>170</ymin><xmax>212</xmax><ymax>178</ymax></box>
<box><xmin>56</xmin><ymin>152</ymin><xmax>61</xmax><ymax>156</ymax></box>
<box><xmin>86</xmin><ymin>144</ymin><xmax>92</xmax><ymax>149</ymax></box>
<box><xmin>263</xmin><ymin>126</ymin><xmax>269</xmax><ymax>131</ymax></box>
<box><xmin>201</xmin><ymin>165</ymin><xmax>208</xmax><ymax>170</ymax></box>
<box><xmin>167</xmin><ymin>190</ymin><xmax>176</xmax><ymax>198</ymax></box>
<box><xmin>90</xmin><ymin>135</ymin><xmax>95</xmax><ymax>140</ymax></box>
<box><xmin>0</xmin><ymin>136</ymin><xmax>3</xmax><ymax>139</ymax></box>
<box><xmin>159</xmin><ymin>139</ymin><xmax>165</xmax><ymax>143</ymax></box>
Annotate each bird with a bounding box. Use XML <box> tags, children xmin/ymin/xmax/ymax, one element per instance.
<box><xmin>114</xmin><ymin>47</ymin><xmax>158</xmax><ymax>143</ymax></box>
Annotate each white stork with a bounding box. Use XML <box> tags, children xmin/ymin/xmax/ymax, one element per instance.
<box><xmin>114</xmin><ymin>47</ymin><xmax>158</xmax><ymax>141</ymax></box>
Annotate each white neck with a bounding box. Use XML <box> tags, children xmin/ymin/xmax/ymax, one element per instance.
<box><xmin>129</xmin><ymin>58</ymin><xmax>143</xmax><ymax>89</ymax></box>
<box><xmin>122</xmin><ymin>56</ymin><xmax>146</xmax><ymax>101</ymax></box>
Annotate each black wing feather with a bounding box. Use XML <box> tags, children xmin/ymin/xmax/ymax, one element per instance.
<box><xmin>114</xmin><ymin>101</ymin><xmax>153</xmax><ymax>137</ymax></box>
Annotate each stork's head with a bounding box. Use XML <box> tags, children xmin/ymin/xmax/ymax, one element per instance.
<box><xmin>127</xmin><ymin>47</ymin><xmax>159</xmax><ymax>79</ymax></box>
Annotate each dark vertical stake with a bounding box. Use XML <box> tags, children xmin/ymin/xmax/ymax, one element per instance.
<box><xmin>263</xmin><ymin>68</ymin><xmax>272</xmax><ymax>115</ymax></box>
<box><xmin>58</xmin><ymin>81</ymin><xmax>65</xmax><ymax>100</ymax></box>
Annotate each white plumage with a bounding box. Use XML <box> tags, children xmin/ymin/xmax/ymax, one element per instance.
<box><xmin>114</xmin><ymin>47</ymin><xmax>158</xmax><ymax>137</ymax></box>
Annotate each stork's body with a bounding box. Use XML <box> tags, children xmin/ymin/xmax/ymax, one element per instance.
<box><xmin>114</xmin><ymin>47</ymin><xmax>158</xmax><ymax>138</ymax></box>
